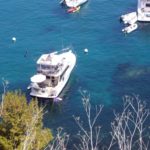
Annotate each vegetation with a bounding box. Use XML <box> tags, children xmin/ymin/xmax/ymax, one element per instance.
<box><xmin>45</xmin><ymin>127</ymin><xmax>69</xmax><ymax>150</ymax></box>
<box><xmin>46</xmin><ymin>93</ymin><xmax>150</xmax><ymax>150</ymax></box>
<box><xmin>0</xmin><ymin>91</ymin><xmax>53</xmax><ymax>150</ymax></box>
<box><xmin>110</xmin><ymin>95</ymin><xmax>150</xmax><ymax>150</ymax></box>
<box><xmin>73</xmin><ymin>91</ymin><xmax>103</xmax><ymax>150</ymax></box>
<box><xmin>73</xmin><ymin>94</ymin><xmax>150</xmax><ymax>150</ymax></box>
<box><xmin>0</xmin><ymin>83</ymin><xmax>149</xmax><ymax>150</ymax></box>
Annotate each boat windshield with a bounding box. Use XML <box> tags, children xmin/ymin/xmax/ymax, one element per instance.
<box><xmin>37</xmin><ymin>64</ymin><xmax>62</xmax><ymax>74</ymax></box>
<box><xmin>146</xmin><ymin>3</ymin><xmax>150</xmax><ymax>6</ymax></box>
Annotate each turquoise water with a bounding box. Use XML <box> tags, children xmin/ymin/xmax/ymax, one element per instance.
<box><xmin>0</xmin><ymin>0</ymin><xmax>150</xmax><ymax>147</ymax></box>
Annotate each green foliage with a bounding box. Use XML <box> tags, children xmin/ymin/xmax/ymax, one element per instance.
<box><xmin>0</xmin><ymin>91</ymin><xmax>53</xmax><ymax>150</ymax></box>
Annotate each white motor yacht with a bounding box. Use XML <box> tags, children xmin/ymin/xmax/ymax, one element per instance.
<box><xmin>137</xmin><ymin>0</ymin><xmax>150</xmax><ymax>22</ymax></box>
<box><xmin>28</xmin><ymin>49</ymin><xmax>76</xmax><ymax>99</ymax></box>
<box><xmin>60</xmin><ymin>0</ymin><xmax>88</xmax><ymax>8</ymax></box>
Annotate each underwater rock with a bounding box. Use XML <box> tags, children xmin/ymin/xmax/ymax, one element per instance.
<box><xmin>115</xmin><ymin>63</ymin><xmax>150</xmax><ymax>80</ymax></box>
<box><xmin>111</xmin><ymin>63</ymin><xmax>150</xmax><ymax>104</ymax></box>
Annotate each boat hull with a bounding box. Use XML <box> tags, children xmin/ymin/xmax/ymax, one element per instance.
<box><xmin>64</xmin><ymin>0</ymin><xmax>88</xmax><ymax>8</ymax></box>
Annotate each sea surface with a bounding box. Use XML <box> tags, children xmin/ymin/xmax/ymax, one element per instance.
<box><xmin>0</xmin><ymin>0</ymin><xmax>150</xmax><ymax>148</ymax></box>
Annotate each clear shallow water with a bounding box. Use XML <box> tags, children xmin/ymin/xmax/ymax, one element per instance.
<box><xmin>0</xmin><ymin>0</ymin><xmax>150</xmax><ymax>147</ymax></box>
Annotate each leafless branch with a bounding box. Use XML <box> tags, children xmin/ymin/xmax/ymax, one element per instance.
<box><xmin>21</xmin><ymin>104</ymin><xmax>45</xmax><ymax>150</ymax></box>
<box><xmin>74</xmin><ymin>90</ymin><xmax>103</xmax><ymax>150</ymax></box>
<box><xmin>110</xmin><ymin>95</ymin><xmax>150</xmax><ymax>150</ymax></box>
<box><xmin>46</xmin><ymin>127</ymin><xmax>69</xmax><ymax>150</ymax></box>
<box><xmin>0</xmin><ymin>78</ymin><xmax>9</xmax><ymax>116</ymax></box>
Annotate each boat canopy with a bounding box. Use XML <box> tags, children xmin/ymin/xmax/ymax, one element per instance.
<box><xmin>30</xmin><ymin>74</ymin><xmax>46</xmax><ymax>83</ymax></box>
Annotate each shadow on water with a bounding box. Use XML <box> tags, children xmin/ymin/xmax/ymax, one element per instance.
<box><xmin>43</xmin><ymin>26</ymin><xmax>61</xmax><ymax>34</ymax></box>
<box><xmin>51</xmin><ymin>5</ymin><xmax>70</xmax><ymax>19</ymax></box>
<box><xmin>31</xmin><ymin>76</ymin><xmax>75</xmax><ymax>117</ymax></box>
<box><xmin>100</xmin><ymin>63</ymin><xmax>150</xmax><ymax>150</ymax></box>
<box><xmin>138</xmin><ymin>22</ymin><xmax>150</xmax><ymax>30</ymax></box>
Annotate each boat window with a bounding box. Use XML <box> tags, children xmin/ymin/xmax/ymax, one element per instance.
<box><xmin>51</xmin><ymin>76</ymin><xmax>59</xmax><ymax>87</ymax></box>
<box><xmin>37</xmin><ymin>70</ymin><xmax>42</xmax><ymax>73</ymax></box>
<box><xmin>37</xmin><ymin>64</ymin><xmax>51</xmax><ymax>70</ymax></box>
<box><xmin>41</xmin><ymin>65</ymin><xmax>51</xmax><ymax>70</ymax></box>
<box><xmin>146</xmin><ymin>3</ymin><xmax>150</xmax><ymax>7</ymax></box>
<box><xmin>37</xmin><ymin>64</ymin><xmax>63</xmax><ymax>75</ymax></box>
<box><xmin>46</xmin><ymin>76</ymin><xmax>50</xmax><ymax>79</ymax></box>
<box><xmin>38</xmin><ymin>82</ymin><xmax>46</xmax><ymax>88</ymax></box>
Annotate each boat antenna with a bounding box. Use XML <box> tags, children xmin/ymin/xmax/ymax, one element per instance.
<box><xmin>61</xmin><ymin>38</ymin><xmax>64</xmax><ymax>49</ymax></box>
<box><xmin>69</xmin><ymin>44</ymin><xmax>74</xmax><ymax>51</ymax></box>
<box><xmin>24</xmin><ymin>49</ymin><xmax>28</xmax><ymax>58</ymax></box>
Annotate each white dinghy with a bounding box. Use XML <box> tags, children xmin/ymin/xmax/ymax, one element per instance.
<box><xmin>28</xmin><ymin>48</ymin><xmax>76</xmax><ymax>99</ymax></box>
<box><xmin>122</xmin><ymin>23</ymin><xmax>138</xmax><ymax>34</ymax></box>
<box><xmin>121</xmin><ymin>12</ymin><xmax>138</xmax><ymax>24</ymax></box>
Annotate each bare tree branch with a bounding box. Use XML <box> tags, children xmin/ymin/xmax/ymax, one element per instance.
<box><xmin>46</xmin><ymin>127</ymin><xmax>69</xmax><ymax>150</ymax></box>
<box><xmin>110</xmin><ymin>95</ymin><xmax>150</xmax><ymax>150</ymax></box>
<box><xmin>0</xmin><ymin>78</ymin><xmax>9</xmax><ymax>116</ymax></box>
<box><xmin>74</xmin><ymin>90</ymin><xmax>103</xmax><ymax>150</ymax></box>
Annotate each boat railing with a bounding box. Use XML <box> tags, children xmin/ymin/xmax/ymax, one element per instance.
<box><xmin>57</xmin><ymin>47</ymin><xmax>72</xmax><ymax>55</ymax></box>
<box><xmin>31</xmin><ymin>83</ymin><xmax>40</xmax><ymax>92</ymax></box>
<box><xmin>49</xmin><ymin>47</ymin><xmax>71</xmax><ymax>56</ymax></box>
<box><xmin>37</xmin><ymin>68</ymin><xmax>61</xmax><ymax>75</ymax></box>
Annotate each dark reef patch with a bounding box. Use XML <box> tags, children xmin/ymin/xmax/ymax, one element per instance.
<box><xmin>44</xmin><ymin>26</ymin><xmax>57</xmax><ymax>33</ymax></box>
<box><xmin>110</xmin><ymin>63</ymin><xmax>150</xmax><ymax>106</ymax></box>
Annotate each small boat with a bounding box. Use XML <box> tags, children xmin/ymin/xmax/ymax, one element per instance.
<box><xmin>67</xmin><ymin>6</ymin><xmax>80</xmax><ymax>13</ymax></box>
<box><xmin>54</xmin><ymin>97</ymin><xmax>63</xmax><ymax>102</ymax></box>
<box><xmin>120</xmin><ymin>12</ymin><xmax>137</xmax><ymax>24</ymax></box>
<box><xmin>61</xmin><ymin>0</ymin><xmax>88</xmax><ymax>8</ymax></box>
<box><xmin>122</xmin><ymin>23</ymin><xmax>138</xmax><ymax>34</ymax></box>
<box><xmin>28</xmin><ymin>48</ymin><xmax>76</xmax><ymax>99</ymax></box>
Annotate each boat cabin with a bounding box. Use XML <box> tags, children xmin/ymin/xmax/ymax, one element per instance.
<box><xmin>37</xmin><ymin>53</ymin><xmax>64</xmax><ymax>75</ymax></box>
<box><xmin>34</xmin><ymin>52</ymin><xmax>69</xmax><ymax>87</ymax></box>
<box><xmin>29</xmin><ymin>49</ymin><xmax>76</xmax><ymax>98</ymax></box>
<box><xmin>37</xmin><ymin>64</ymin><xmax>62</xmax><ymax>75</ymax></box>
